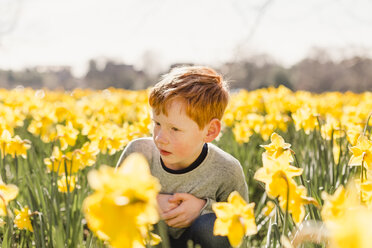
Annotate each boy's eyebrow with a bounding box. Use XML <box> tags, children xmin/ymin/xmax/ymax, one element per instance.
<box><xmin>151</xmin><ymin>118</ymin><xmax>182</xmax><ymax>128</ymax></box>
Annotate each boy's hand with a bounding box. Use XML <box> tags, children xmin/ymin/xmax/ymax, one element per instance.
<box><xmin>157</xmin><ymin>194</ymin><xmax>180</xmax><ymax>214</ymax></box>
<box><xmin>161</xmin><ymin>193</ymin><xmax>206</xmax><ymax>228</ymax></box>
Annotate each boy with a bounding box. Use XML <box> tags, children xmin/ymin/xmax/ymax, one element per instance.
<box><xmin>116</xmin><ymin>66</ymin><xmax>248</xmax><ymax>248</ymax></box>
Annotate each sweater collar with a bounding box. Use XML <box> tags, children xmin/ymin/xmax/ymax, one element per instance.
<box><xmin>160</xmin><ymin>143</ymin><xmax>208</xmax><ymax>174</ymax></box>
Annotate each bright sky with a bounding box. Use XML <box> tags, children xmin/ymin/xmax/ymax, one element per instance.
<box><xmin>0</xmin><ymin>0</ymin><xmax>371</xmax><ymax>77</ymax></box>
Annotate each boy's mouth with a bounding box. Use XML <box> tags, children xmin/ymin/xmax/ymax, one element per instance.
<box><xmin>159</xmin><ymin>149</ymin><xmax>171</xmax><ymax>156</ymax></box>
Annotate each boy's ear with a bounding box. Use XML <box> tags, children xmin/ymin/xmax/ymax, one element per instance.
<box><xmin>204</xmin><ymin>119</ymin><xmax>221</xmax><ymax>143</ymax></box>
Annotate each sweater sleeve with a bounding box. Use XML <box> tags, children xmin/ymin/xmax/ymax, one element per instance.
<box><xmin>115</xmin><ymin>138</ymin><xmax>154</xmax><ymax>169</ymax></box>
<box><xmin>200</xmin><ymin>198</ymin><xmax>216</xmax><ymax>215</ymax></box>
<box><xmin>115</xmin><ymin>140</ymin><xmax>136</xmax><ymax>169</ymax></box>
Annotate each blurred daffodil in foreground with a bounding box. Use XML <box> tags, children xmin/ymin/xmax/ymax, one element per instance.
<box><xmin>328</xmin><ymin>207</ymin><xmax>372</xmax><ymax>248</ymax></box>
<box><xmin>212</xmin><ymin>191</ymin><xmax>257</xmax><ymax>247</ymax></box>
<box><xmin>321</xmin><ymin>182</ymin><xmax>372</xmax><ymax>248</ymax></box>
<box><xmin>0</xmin><ymin>178</ymin><xmax>19</xmax><ymax>216</ymax></box>
<box><xmin>355</xmin><ymin>178</ymin><xmax>372</xmax><ymax>208</ymax></box>
<box><xmin>83</xmin><ymin>153</ymin><xmax>161</xmax><ymax>248</ymax></box>
<box><xmin>14</xmin><ymin>206</ymin><xmax>33</xmax><ymax>232</ymax></box>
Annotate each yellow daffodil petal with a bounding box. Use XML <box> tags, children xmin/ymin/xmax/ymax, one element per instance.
<box><xmin>227</xmin><ymin>216</ymin><xmax>245</xmax><ymax>247</ymax></box>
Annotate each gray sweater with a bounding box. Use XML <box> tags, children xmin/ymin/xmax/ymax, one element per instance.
<box><xmin>116</xmin><ymin>137</ymin><xmax>248</xmax><ymax>238</ymax></box>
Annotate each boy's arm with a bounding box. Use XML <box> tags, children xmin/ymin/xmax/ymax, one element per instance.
<box><xmin>161</xmin><ymin>162</ymin><xmax>248</xmax><ymax>228</ymax></box>
<box><xmin>161</xmin><ymin>193</ymin><xmax>206</xmax><ymax>228</ymax></box>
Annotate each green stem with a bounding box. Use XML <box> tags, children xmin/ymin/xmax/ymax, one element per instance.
<box><xmin>282</xmin><ymin>174</ymin><xmax>290</xmax><ymax>237</ymax></box>
<box><xmin>363</xmin><ymin>112</ymin><xmax>372</xmax><ymax>136</ymax></box>
<box><xmin>292</xmin><ymin>153</ymin><xmax>306</xmax><ymax>188</ymax></box>
<box><xmin>1</xmin><ymin>147</ymin><xmax>7</xmax><ymax>183</ymax></box>
<box><xmin>361</xmin><ymin>159</ymin><xmax>366</xmax><ymax>183</ymax></box>
<box><xmin>15</xmin><ymin>156</ymin><xmax>19</xmax><ymax>181</ymax></box>
<box><xmin>265</xmin><ymin>217</ymin><xmax>273</xmax><ymax>248</ymax></box>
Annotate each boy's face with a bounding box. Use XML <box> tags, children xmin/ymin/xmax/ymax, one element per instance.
<box><xmin>151</xmin><ymin>99</ymin><xmax>209</xmax><ymax>170</ymax></box>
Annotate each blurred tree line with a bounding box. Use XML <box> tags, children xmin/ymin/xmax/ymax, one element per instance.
<box><xmin>0</xmin><ymin>60</ymin><xmax>154</xmax><ymax>91</ymax></box>
<box><xmin>1</xmin><ymin>52</ymin><xmax>372</xmax><ymax>92</ymax></box>
<box><xmin>220</xmin><ymin>54</ymin><xmax>372</xmax><ymax>92</ymax></box>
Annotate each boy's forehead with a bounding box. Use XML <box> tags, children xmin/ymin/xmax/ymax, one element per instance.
<box><xmin>167</xmin><ymin>99</ymin><xmax>187</xmax><ymax>113</ymax></box>
<box><xmin>151</xmin><ymin>100</ymin><xmax>194</xmax><ymax>122</ymax></box>
<box><xmin>153</xmin><ymin>99</ymin><xmax>187</xmax><ymax>116</ymax></box>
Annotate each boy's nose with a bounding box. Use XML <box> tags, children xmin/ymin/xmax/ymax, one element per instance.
<box><xmin>155</xmin><ymin>130</ymin><xmax>168</xmax><ymax>145</ymax></box>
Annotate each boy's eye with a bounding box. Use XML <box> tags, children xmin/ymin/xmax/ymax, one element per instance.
<box><xmin>171</xmin><ymin>127</ymin><xmax>180</xmax><ymax>131</ymax></box>
<box><xmin>154</xmin><ymin>121</ymin><xmax>160</xmax><ymax>126</ymax></box>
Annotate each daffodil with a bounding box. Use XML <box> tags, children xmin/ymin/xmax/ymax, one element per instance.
<box><xmin>14</xmin><ymin>206</ymin><xmax>33</xmax><ymax>232</ymax></box>
<box><xmin>232</xmin><ymin>122</ymin><xmax>253</xmax><ymax>144</ymax></box>
<box><xmin>44</xmin><ymin>146</ymin><xmax>68</xmax><ymax>175</ymax></box>
<box><xmin>254</xmin><ymin>155</ymin><xmax>302</xmax><ymax>198</ymax></box>
<box><xmin>45</xmin><ymin>146</ymin><xmax>82</xmax><ymax>175</ymax></box>
<box><xmin>222</xmin><ymin>111</ymin><xmax>235</xmax><ymax>127</ymax></box>
<box><xmin>0</xmin><ymin>104</ymin><xmax>24</xmax><ymax>132</ymax></box>
<box><xmin>320</xmin><ymin>116</ymin><xmax>342</xmax><ymax>141</ymax></box>
<box><xmin>345</xmin><ymin>123</ymin><xmax>363</xmax><ymax>146</ymax></box>
<box><xmin>258</xmin><ymin>169</ymin><xmax>316</xmax><ymax>223</ymax></box>
<box><xmin>275</xmin><ymin>178</ymin><xmax>318</xmax><ymax>224</ymax></box>
<box><xmin>73</xmin><ymin>141</ymin><xmax>99</xmax><ymax>170</ymax></box>
<box><xmin>83</xmin><ymin>153</ymin><xmax>161</xmax><ymax>248</ymax></box>
<box><xmin>0</xmin><ymin>178</ymin><xmax>19</xmax><ymax>216</ymax></box>
<box><xmin>245</xmin><ymin>113</ymin><xmax>265</xmax><ymax>133</ymax></box>
<box><xmin>327</xmin><ymin>207</ymin><xmax>372</xmax><ymax>248</ymax></box>
<box><xmin>348</xmin><ymin>135</ymin><xmax>372</xmax><ymax>170</ymax></box>
<box><xmin>261</xmin><ymin>132</ymin><xmax>292</xmax><ymax>160</ymax></box>
<box><xmin>264</xmin><ymin>113</ymin><xmax>289</xmax><ymax>133</ymax></box>
<box><xmin>255</xmin><ymin>139</ymin><xmax>317</xmax><ymax>223</ymax></box>
<box><xmin>27</xmin><ymin>108</ymin><xmax>58</xmax><ymax>143</ymax></box>
<box><xmin>212</xmin><ymin>191</ymin><xmax>257</xmax><ymax>247</ymax></box>
<box><xmin>0</xmin><ymin>130</ymin><xmax>32</xmax><ymax>159</ymax></box>
<box><xmin>88</xmin><ymin>124</ymin><xmax>127</xmax><ymax>155</ymax></box>
<box><xmin>54</xmin><ymin>104</ymin><xmax>73</xmax><ymax>123</ymax></box>
<box><xmin>321</xmin><ymin>186</ymin><xmax>347</xmax><ymax>223</ymax></box>
<box><xmin>321</xmin><ymin>183</ymin><xmax>372</xmax><ymax>248</ymax></box>
<box><xmin>0</xmin><ymin>129</ymin><xmax>12</xmax><ymax>158</ymax></box>
<box><xmin>259</xmin><ymin>123</ymin><xmax>275</xmax><ymax>141</ymax></box>
<box><xmin>321</xmin><ymin>184</ymin><xmax>360</xmax><ymax>223</ymax></box>
<box><xmin>58</xmin><ymin>175</ymin><xmax>77</xmax><ymax>193</ymax></box>
<box><xmin>292</xmin><ymin>106</ymin><xmax>319</xmax><ymax>134</ymax></box>
<box><xmin>354</xmin><ymin>178</ymin><xmax>372</xmax><ymax>208</ymax></box>
<box><xmin>56</xmin><ymin>121</ymin><xmax>79</xmax><ymax>150</ymax></box>
<box><xmin>7</xmin><ymin>135</ymin><xmax>31</xmax><ymax>159</ymax></box>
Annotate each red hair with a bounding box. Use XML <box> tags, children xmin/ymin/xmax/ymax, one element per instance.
<box><xmin>149</xmin><ymin>66</ymin><xmax>229</xmax><ymax>129</ymax></box>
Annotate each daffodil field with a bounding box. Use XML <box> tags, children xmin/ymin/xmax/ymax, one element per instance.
<box><xmin>1</xmin><ymin>86</ymin><xmax>372</xmax><ymax>247</ymax></box>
